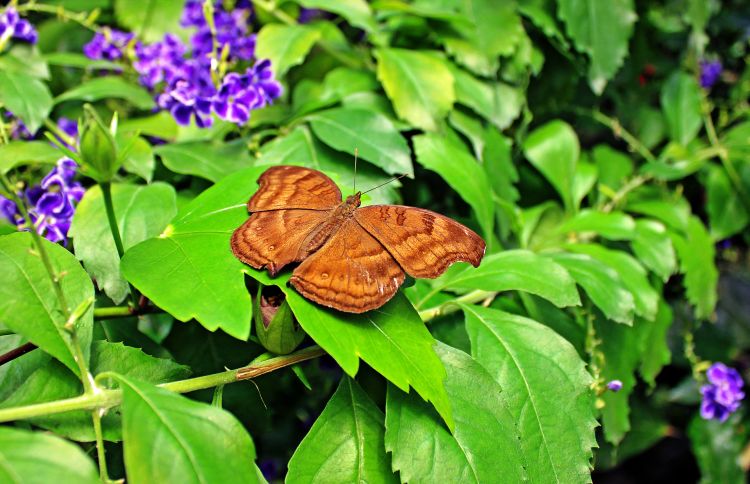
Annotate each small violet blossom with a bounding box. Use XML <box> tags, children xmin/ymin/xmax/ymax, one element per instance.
<box><xmin>700</xmin><ymin>362</ymin><xmax>744</xmax><ymax>422</ymax></box>
<box><xmin>83</xmin><ymin>28</ymin><xmax>134</xmax><ymax>61</ymax></box>
<box><xmin>182</xmin><ymin>0</ymin><xmax>255</xmax><ymax>62</ymax></box>
<box><xmin>0</xmin><ymin>7</ymin><xmax>38</xmax><ymax>45</ymax></box>
<box><xmin>212</xmin><ymin>61</ymin><xmax>282</xmax><ymax>124</ymax></box>
<box><xmin>0</xmin><ymin>158</ymin><xmax>84</xmax><ymax>244</ymax></box>
<box><xmin>3</xmin><ymin>110</ymin><xmax>32</xmax><ymax>139</ymax></box>
<box><xmin>699</xmin><ymin>60</ymin><xmax>722</xmax><ymax>89</ymax></box>
<box><xmin>134</xmin><ymin>34</ymin><xmax>187</xmax><ymax>88</ymax></box>
<box><xmin>607</xmin><ymin>380</ymin><xmax>623</xmax><ymax>392</ymax></box>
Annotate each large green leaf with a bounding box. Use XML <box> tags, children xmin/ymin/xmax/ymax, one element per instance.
<box><xmin>0</xmin><ymin>141</ymin><xmax>61</xmax><ymax>175</ymax></box>
<box><xmin>422</xmin><ymin>250</ymin><xmax>580</xmax><ymax>308</ymax></box>
<box><xmin>0</xmin><ymin>71</ymin><xmax>53</xmax><ymax>133</ymax></box>
<box><xmin>308</xmin><ymin>108</ymin><xmax>413</xmax><ymax>176</ymax></box>
<box><xmin>374</xmin><ymin>48</ymin><xmax>455</xmax><ymax>131</ymax></box>
<box><xmin>119</xmin><ymin>375</ymin><xmax>258</xmax><ymax>484</ymax></box>
<box><xmin>287</xmin><ymin>378</ymin><xmax>396</xmax><ymax>484</ymax></box>
<box><xmin>660</xmin><ymin>72</ymin><xmax>703</xmax><ymax>146</ymax></box>
<box><xmin>458</xmin><ymin>0</ymin><xmax>523</xmax><ymax>58</ymax></box>
<box><xmin>556</xmin><ymin>210</ymin><xmax>636</xmax><ymax>240</ymax></box>
<box><xmin>688</xmin><ymin>414</ymin><xmax>746</xmax><ymax>484</ymax></box>
<box><xmin>548</xmin><ymin>252</ymin><xmax>634</xmax><ymax>324</ymax></box>
<box><xmin>55</xmin><ymin>77</ymin><xmax>155</xmax><ymax>110</ymax></box>
<box><xmin>671</xmin><ymin>216</ymin><xmax>717</xmax><ymax>319</ymax></box>
<box><xmin>413</xmin><ymin>133</ymin><xmax>493</xmax><ymax>239</ymax></box>
<box><xmin>0</xmin><ymin>233</ymin><xmax>93</xmax><ymax>377</ymax></box>
<box><xmin>0</xmin><ymin>341</ymin><xmax>191</xmax><ymax>442</ymax></box>
<box><xmin>523</xmin><ymin>120</ymin><xmax>579</xmax><ymax>211</ymax></box>
<box><xmin>255</xmin><ymin>24</ymin><xmax>321</xmax><ymax>77</ymax></box>
<box><xmin>705</xmin><ymin>164</ymin><xmax>749</xmax><ymax>240</ymax></box>
<box><xmin>114</xmin><ymin>0</ymin><xmax>184</xmax><ymax>43</ymax></box>
<box><xmin>639</xmin><ymin>300</ymin><xmax>673</xmax><ymax>387</ymax></box>
<box><xmin>558</xmin><ymin>0</ymin><xmax>636</xmax><ymax>94</ymax></box>
<box><xmin>70</xmin><ymin>183</ymin><xmax>176</xmax><ymax>304</ymax></box>
<box><xmin>385</xmin><ymin>342</ymin><xmax>527</xmax><ymax>483</ymax></box>
<box><xmin>154</xmin><ymin>140</ymin><xmax>253</xmax><ymax>182</ymax></box>
<box><xmin>566</xmin><ymin>243</ymin><xmax>658</xmax><ymax>321</ymax></box>
<box><xmin>630</xmin><ymin>219</ymin><xmax>677</xmax><ymax>281</ymax></box>
<box><xmin>450</xmin><ymin>64</ymin><xmax>522</xmax><ymax>129</ymax></box>
<box><xmin>462</xmin><ymin>305</ymin><xmax>597</xmax><ymax>482</ymax></box>
<box><xmin>0</xmin><ymin>427</ymin><xmax>99</xmax><ymax>484</ymax></box>
<box><xmin>294</xmin><ymin>0</ymin><xmax>378</xmax><ymax>32</ymax></box>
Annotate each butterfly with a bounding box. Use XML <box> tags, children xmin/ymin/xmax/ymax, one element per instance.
<box><xmin>231</xmin><ymin>165</ymin><xmax>486</xmax><ymax>313</ymax></box>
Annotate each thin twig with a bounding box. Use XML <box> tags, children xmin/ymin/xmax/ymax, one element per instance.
<box><xmin>0</xmin><ymin>342</ymin><xmax>37</xmax><ymax>367</ymax></box>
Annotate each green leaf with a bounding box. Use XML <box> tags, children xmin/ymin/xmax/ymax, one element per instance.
<box><xmin>55</xmin><ymin>77</ymin><xmax>156</xmax><ymax>110</ymax></box>
<box><xmin>573</xmin><ymin>159</ymin><xmax>598</xmax><ymax>208</ymax></box>
<box><xmin>119</xmin><ymin>375</ymin><xmax>258</xmax><ymax>484</ymax></box>
<box><xmin>671</xmin><ymin>216</ymin><xmax>717</xmax><ymax>319</ymax></box>
<box><xmin>425</xmin><ymin>250</ymin><xmax>580</xmax><ymax>308</ymax></box>
<box><xmin>154</xmin><ymin>139</ymin><xmax>253</xmax><ymax>182</ymax></box>
<box><xmin>287</xmin><ymin>378</ymin><xmax>396</xmax><ymax>484</ymax></box>
<box><xmin>308</xmin><ymin>107</ymin><xmax>413</xmax><ymax>176</ymax></box>
<box><xmin>255</xmin><ymin>24</ymin><xmax>321</xmax><ymax>77</ymax></box>
<box><xmin>626</xmin><ymin>198</ymin><xmax>690</xmax><ymax>232</ymax></box>
<box><xmin>450</xmin><ymin>64</ymin><xmax>522</xmax><ymax>129</ymax></box>
<box><xmin>413</xmin><ymin>132</ymin><xmax>493</xmax><ymax>239</ymax></box>
<box><xmin>631</xmin><ymin>219</ymin><xmax>677</xmax><ymax>281</ymax></box>
<box><xmin>688</xmin><ymin>414</ymin><xmax>746</xmax><ymax>484</ymax></box>
<box><xmin>0</xmin><ymin>141</ymin><xmax>61</xmax><ymax>174</ymax></box>
<box><xmin>70</xmin><ymin>183</ymin><xmax>176</xmax><ymax>304</ymax></box>
<box><xmin>295</xmin><ymin>0</ymin><xmax>378</xmax><ymax>32</ymax></box>
<box><xmin>0</xmin><ymin>427</ymin><xmax>99</xmax><ymax>484</ymax></box>
<box><xmin>0</xmin><ymin>71</ymin><xmax>53</xmax><ymax>133</ymax></box>
<box><xmin>114</xmin><ymin>0</ymin><xmax>184</xmax><ymax>43</ymax></box>
<box><xmin>639</xmin><ymin>300</ymin><xmax>673</xmax><ymax>387</ymax></box>
<box><xmin>462</xmin><ymin>305</ymin><xmax>597</xmax><ymax>482</ymax></box>
<box><xmin>557</xmin><ymin>209</ymin><xmax>636</xmax><ymax>240</ymax></box>
<box><xmin>558</xmin><ymin>0</ymin><xmax>636</xmax><ymax>94</ymax></box>
<box><xmin>121</xmin><ymin>168</ymin><xmax>266</xmax><ymax>339</ymax></box>
<box><xmin>566</xmin><ymin>243</ymin><xmax>658</xmax><ymax>321</ymax></box>
<box><xmin>705</xmin><ymin>164</ymin><xmax>749</xmax><ymax>240</ymax></box>
<box><xmin>548</xmin><ymin>252</ymin><xmax>634</xmax><ymax>324</ymax></box>
<box><xmin>43</xmin><ymin>52</ymin><xmax>122</xmax><ymax>71</ymax></box>
<box><xmin>482</xmin><ymin>128</ymin><xmax>518</xmax><ymax>202</ymax></box>
<box><xmin>374</xmin><ymin>48</ymin><xmax>455</xmax><ymax>131</ymax></box>
<box><xmin>385</xmin><ymin>342</ymin><xmax>527</xmax><ymax>483</ymax></box>
<box><xmin>660</xmin><ymin>72</ymin><xmax>703</xmax><ymax>146</ymax></box>
<box><xmin>0</xmin><ymin>45</ymin><xmax>49</xmax><ymax>79</ymax></box>
<box><xmin>120</xmin><ymin>111</ymin><xmax>179</xmax><ymax>140</ymax></box>
<box><xmin>593</xmin><ymin>144</ymin><xmax>634</xmax><ymax>192</ymax></box>
<box><xmin>119</xmin><ymin>135</ymin><xmax>155</xmax><ymax>181</ymax></box>
<box><xmin>523</xmin><ymin>120</ymin><xmax>579</xmax><ymax>210</ymax></box>
<box><xmin>0</xmin><ymin>232</ymin><xmax>93</xmax><ymax>377</ymax></box>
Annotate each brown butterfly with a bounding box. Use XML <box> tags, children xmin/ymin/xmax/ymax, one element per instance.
<box><xmin>231</xmin><ymin>165</ymin><xmax>485</xmax><ymax>313</ymax></box>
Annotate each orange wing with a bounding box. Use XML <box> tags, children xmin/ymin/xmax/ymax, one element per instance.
<box><xmin>290</xmin><ymin>220</ymin><xmax>405</xmax><ymax>313</ymax></box>
<box><xmin>248</xmin><ymin>165</ymin><xmax>342</xmax><ymax>211</ymax></box>
<box><xmin>231</xmin><ymin>209</ymin><xmax>330</xmax><ymax>276</ymax></box>
<box><xmin>354</xmin><ymin>205</ymin><xmax>485</xmax><ymax>278</ymax></box>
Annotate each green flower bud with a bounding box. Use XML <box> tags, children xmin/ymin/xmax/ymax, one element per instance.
<box><xmin>253</xmin><ymin>284</ymin><xmax>306</xmax><ymax>354</ymax></box>
<box><xmin>78</xmin><ymin>105</ymin><xmax>120</xmax><ymax>182</ymax></box>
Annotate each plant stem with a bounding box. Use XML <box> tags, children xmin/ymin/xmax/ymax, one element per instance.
<box><xmin>0</xmin><ymin>342</ymin><xmax>36</xmax><ymax>366</ymax></box>
<box><xmin>16</xmin><ymin>3</ymin><xmax>98</xmax><ymax>31</ymax></box>
<box><xmin>93</xmin><ymin>306</ymin><xmax>135</xmax><ymax>319</ymax></box>
<box><xmin>578</xmin><ymin>109</ymin><xmax>657</xmax><ymax>163</ymax></box>
<box><xmin>418</xmin><ymin>290</ymin><xmax>497</xmax><ymax>322</ymax></box>
<box><xmin>100</xmin><ymin>182</ymin><xmax>139</xmax><ymax>308</ymax></box>
<box><xmin>0</xmin><ymin>345</ymin><xmax>326</xmax><ymax>423</ymax></box>
<box><xmin>91</xmin><ymin>411</ymin><xmax>109</xmax><ymax>482</ymax></box>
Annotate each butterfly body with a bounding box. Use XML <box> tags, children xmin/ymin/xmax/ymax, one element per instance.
<box><xmin>231</xmin><ymin>166</ymin><xmax>485</xmax><ymax>313</ymax></box>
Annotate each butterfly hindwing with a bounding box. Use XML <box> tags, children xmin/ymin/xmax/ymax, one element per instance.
<box><xmin>248</xmin><ymin>165</ymin><xmax>342</xmax><ymax>211</ymax></box>
<box><xmin>354</xmin><ymin>205</ymin><xmax>485</xmax><ymax>279</ymax></box>
<box><xmin>290</xmin><ymin>219</ymin><xmax>406</xmax><ymax>313</ymax></box>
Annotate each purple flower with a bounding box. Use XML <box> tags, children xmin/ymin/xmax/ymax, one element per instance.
<box><xmin>134</xmin><ymin>34</ymin><xmax>188</xmax><ymax>89</ymax></box>
<box><xmin>188</xmin><ymin>1</ymin><xmax>255</xmax><ymax>62</ymax></box>
<box><xmin>180</xmin><ymin>0</ymin><xmax>207</xmax><ymax>28</ymax></box>
<box><xmin>157</xmin><ymin>79</ymin><xmax>214</xmax><ymax>127</ymax></box>
<box><xmin>3</xmin><ymin>110</ymin><xmax>32</xmax><ymax>139</ymax></box>
<box><xmin>212</xmin><ymin>61</ymin><xmax>282</xmax><ymax>124</ymax></box>
<box><xmin>0</xmin><ymin>7</ymin><xmax>38</xmax><ymax>45</ymax></box>
<box><xmin>55</xmin><ymin>117</ymin><xmax>79</xmax><ymax>149</ymax></box>
<box><xmin>700</xmin><ymin>362</ymin><xmax>744</xmax><ymax>422</ymax></box>
<box><xmin>607</xmin><ymin>380</ymin><xmax>623</xmax><ymax>392</ymax></box>
<box><xmin>0</xmin><ymin>194</ymin><xmax>20</xmax><ymax>224</ymax></box>
<box><xmin>699</xmin><ymin>60</ymin><xmax>722</xmax><ymax>89</ymax></box>
<box><xmin>83</xmin><ymin>28</ymin><xmax>134</xmax><ymax>61</ymax></box>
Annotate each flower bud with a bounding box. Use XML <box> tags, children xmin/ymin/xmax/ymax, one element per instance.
<box><xmin>78</xmin><ymin>104</ymin><xmax>120</xmax><ymax>182</ymax></box>
<box><xmin>254</xmin><ymin>284</ymin><xmax>306</xmax><ymax>354</ymax></box>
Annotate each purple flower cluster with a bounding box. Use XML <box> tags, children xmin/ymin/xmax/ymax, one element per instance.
<box><xmin>700</xmin><ymin>363</ymin><xmax>744</xmax><ymax>422</ymax></box>
<box><xmin>0</xmin><ymin>158</ymin><xmax>85</xmax><ymax>244</ymax></box>
<box><xmin>0</xmin><ymin>7</ymin><xmax>38</xmax><ymax>45</ymax></box>
<box><xmin>699</xmin><ymin>60</ymin><xmax>722</xmax><ymax>89</ymax></box>
<box><xmin>83</xmin><ymin>28</ymin><xmax>134</xmax><ymax>61</ymax></box>
<box><xmin>130</xmin><ymin>0</ymin><xmax>281</xmax><ymax>127</ymax></box>
<box><xmin>3</xmin><ymin>110</ymin><xmax>32</xmax><ymax>139</ymax></box>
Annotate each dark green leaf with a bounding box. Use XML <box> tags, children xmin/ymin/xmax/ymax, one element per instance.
<box><xmin>660</xmin><ymin>72</ymin><xmax>702</xmax><ymax>146</ymax></box>
<box><xmin>688</xmin><ymin>414</ymin><xmax>746</xmax><ymax>484</ymax></box>
<box><xmin>55</xmin><ymin>77</ymin><xmax>155</xmax><ymax>110</ymax></box>
<box><xmin>70</xmin><ymin>183</ymin><xmax>176</xmax><ymax>304</ymax></box>
<box><xmin>0</xmin><ymin>71</ymin><xmax>53</xmax><ymax>133</ymax></box>
<box><xmin>0</xmin><ymin>232</ymin><xmax>93</xmax><ymax>377</ymax></box>
<box><xmin>523</xmin><ymin>120</ymin><xmax>579</xmax><ymax>210</ymax></box>
<box><xmin>705</xmin><ymin>164</ymin><xmax>749</xmax><ymax>240</ymax></box>
<box><xmin>119</xmin><ymin>375</ymin><xmax>258</xmax><ymax>483</ymax></box>
<box><xmin>287</xmin><ymin>378</ymin><xmax>396</xmax><ymax>483</ymax></box>
<box><xmin>385</xmin><ymin>342</ymin><xmax>527</xmax><ymax>483</ymax></box>
<box><xmin>639</xmin><ymin>300</ymin><xmax>673</xmax><ymax>387</ymax></box>
<box><xmin>0</xmin><ymin>427</ymin><xmax>99</xmax><ymax>484</ymax></box>
<box><xmin>255</xmin><ymin>24</ymin><xmax>321</xmax><ymax>77</ymax></box>
<box><xmin>155</xmin><ymin>139</ymin><xmax>254</xmax><ymax>182</ymax></box>
<box><xmin>463</xmin><ymin>305</ymin><xmax>597</xmax><ymax>482</ymax></box>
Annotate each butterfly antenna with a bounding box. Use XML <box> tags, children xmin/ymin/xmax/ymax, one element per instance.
<box><xmin>353</xmin><ymin>148</ymin><xmax>358</xmax><ymax>194</ymax></box>
<box><xmin>361</xmin><ymin>174</ymin><xmax>408</xmax><ymax>195</ymax></box>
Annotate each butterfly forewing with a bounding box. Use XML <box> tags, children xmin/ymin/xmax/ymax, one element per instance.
<box><xmin>354</xmin><ymin>205</ymin><xmax>485</xmax><ymax>278</ymax></box>
<box><xmin>290</xmin><ymin>219</ymin><xmax>406</xmax><ymax>313</ymax></box>
<box><xmin>248</xmin><ymin>165</ymin><xmax>342</xmax><ymax>211</ymax></box>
